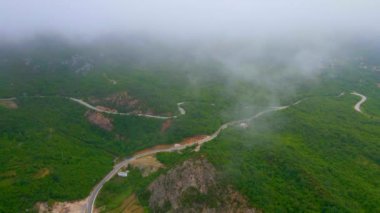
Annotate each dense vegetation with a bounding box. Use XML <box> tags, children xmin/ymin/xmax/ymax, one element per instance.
<box><xmin>97</xmin><ymin>62</ymin><xmax>380</xmax><ymax>212</ymax></box>
<box><xmin>0</xmin><ymin>38</ymin><xmax>379</xmax><ymax>212</ymax></box>
<box><xmin>0</xmin><ymin>38</ymin><xmax>286</xmax><ymax>211</ymax></box>
<box><xmin>203</xmin><ymin>93</ymin><xmax>380</xmax><ymax>212</ymax></box>
<box><xmin>0</xmin><ymin>98</ymin><xmax>114</xmax><ymax>212</ymax></box>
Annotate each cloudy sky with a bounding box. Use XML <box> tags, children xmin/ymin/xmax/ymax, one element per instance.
<box><xmin>1</xmin><ymin>0</ymin><xmax>379</xmax><ymax>41</ymax></box>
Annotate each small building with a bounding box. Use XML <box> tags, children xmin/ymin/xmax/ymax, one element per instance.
<box><xmin>239</xmin><ymin>122</ymin><xmax>248</xmax><ymax>129</ymax></box>
<box><xmin>117</xmin><ymin>170</ymin><xmax>129</xmax><ymax>177</ymax></box>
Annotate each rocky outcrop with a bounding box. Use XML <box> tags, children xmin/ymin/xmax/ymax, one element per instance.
<box><xmin>89</xmin><ymin>91</ymin><xmax>141</xmax><ymax>109</ymax></box>
<box><xmin>85</xmin><ymin>111</ymin><xmax>113</xmax><ymax>131</ymax></box>
<box><xmin>88</xmin><ymin>91</ymin><xmax>155</xmax><ymax>114</ymax></box>
<box><xmin>148</xmin><ymin>158</ymin><xmax>258</xmax><ymax>213</ymax></box>
<box><xmin>106</xmin><ymin>91</ymin><xmax>140</xmax><ymax>108</ymax></box>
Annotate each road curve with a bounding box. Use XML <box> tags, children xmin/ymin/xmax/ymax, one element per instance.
<box><xmin>69</xmin><ymin>97</ymin><xmax>182</xmax><ymax>119</ymax></box>
<box><xmin>177</xmin><ymin>102</ymin><xmax>186</xmax><ymax>115</ymax></box>
<box><xmin>1</xmin><ymin>96</ymin><xmax>185</xmax><ymax>120</ymax></box>
<box><xmin>0</xmin><ymin>94</ymin><xmax>299</xmax><ymax>212</ymax></box>
<box><xmin>85</xmin><ymin>100</ymin><xmax>298</xmax><ymax>213</ymax></box>
<box><xmin>350</xmin><ymin>92</ymin><xmax>367</xmax><ymax>113</ymax></box>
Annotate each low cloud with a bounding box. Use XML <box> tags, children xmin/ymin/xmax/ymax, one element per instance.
<box><xmin>0</xmin><ymin>0</ymin><xmax>379</xmax><ymax>42</ymax></box>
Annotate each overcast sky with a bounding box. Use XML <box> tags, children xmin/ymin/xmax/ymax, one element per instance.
<box><xmin>1</xmin><ymin>0</ymin><xmax>379</xmax><ymax>41</ymax></box>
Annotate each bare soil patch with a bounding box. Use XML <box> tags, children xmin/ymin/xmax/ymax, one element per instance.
<box><xmin>87</xmin><ymin>91</ymin><xmax>167</xmax><ymax>116</ymax></box>
<box><xmin>179</xmin><ymin>135</ymin><xmax>209</xmax><ymax>146</ymax></box>
<box><xmin>130</xmin><ymin>155</ymin><xmax>164</xmax><ymax>177</ymax></box>
<box><xmin>133</xmin><ymin>144</ymin><xmax>173</xmax><ymax>156</ymax></box>
<box><xmin>160</xmin><ymin>119</ymin><xmax>172</xmax><ymax>132</ymax></box>
<box><xmin>34</xmin><ymin>168</ymin><xmax>50</xmax><ymax>179</ymax></box>
<box><xmin>89</xmin><ymin>91</ymin><xmax>141</xmax><ymax>109</ymax></box>
<box><xmin>36</xmin><ymin>198</ymin><xmax>88</xmax><ymax>213</ymax></box>
<box><xmin>85</xmin><ymin>111</ymin><xmax>113</xmax><ymax>131</ymax></box>
<box><xmin>0</xmin><ymin>100</ymin><xmax>18</xmax><ymax>109</ymax></box>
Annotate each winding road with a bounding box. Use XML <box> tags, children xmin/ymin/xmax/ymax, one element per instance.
<box><xmin>85</xmin><ymin>101</ymin><xmax>299</xmax><ymax>213</ymax></box>
<box><xmin>350</xmin><ymin>92</ymin><xmax>367</xmax><ymax>113</ymax></box>
<box><xmin>69</xmin><ymin>97</ymin><xmax>182</xmax><ymax>119</ymax></box>
<box><xmin>177</xmin><ymin>102</ymin><xmax>186</xmax><ymax>115</ymax></box>
<box><xmin>1</xmin><ymin>91</ymin><xmax>369</xmax><ymax>212</ymax></box>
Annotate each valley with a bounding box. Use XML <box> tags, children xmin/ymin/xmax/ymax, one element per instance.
<box><xmin>0</xmin><ymin>38</ymin><xmax>379</xmax><ymax>213</ymax></box>
<box><xmin>1</xmin><ymin>1</ymin><xmax>380</xmax><ymax>212</ymax></box>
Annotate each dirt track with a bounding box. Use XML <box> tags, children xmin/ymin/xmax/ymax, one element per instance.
<box><xmin>350</xmin><ymin>92</ymin><xmax>367</xmax><ymax>113</ymax></box>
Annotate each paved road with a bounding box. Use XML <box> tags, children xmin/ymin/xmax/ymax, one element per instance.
<box><xmin>177</xmin><ymin>102</ymin><xmax>186</xmax><ymax>115</ymax></box>
<box><xmin>85</xmin><ymin>101</ymin><xmax>297</xmax><ymax>213</ymax></box>
<box><xmin>0</xmin><ymin>94</ymin><xmax>300</xmax><ymax>212</ymax></box>
<box><xmin>69</xmin><ymin>97</ymin><xmax>181</xmax><ymax>119</ymax></box>
<box><xmin>350</xmin><ymin>92</ymin><xmax>367</xmax><ymax>113</ymax></box>
<box><xmin>2</xmin><ymin>96</ymin><xmax>187</xmax><ymax>119</ymax></box>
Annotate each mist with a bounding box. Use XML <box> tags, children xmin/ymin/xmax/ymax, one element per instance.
<box><xmin>1</xmin><ymin>0</ymin><xmax>379</xmax><ymax>41</ymax></box>
<box><xmin>1</xmin><ymin>0</ymin><xmax>379</xmax><ymax>101</ymax></box>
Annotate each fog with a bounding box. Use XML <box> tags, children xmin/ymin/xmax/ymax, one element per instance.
<box><xmin>1</xmin><ymin>0</ymin><xmax>380</xmax><ymax>42</ymax></box>
<box><xmin>1</xmin><ymin>0</ymin><xmax>379</xmax><ymax>92</ymax></box>
<box><xmin>1</xmin><ymin>0</ymin><xmax>380</xmax><ymax>138</ymax></box>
